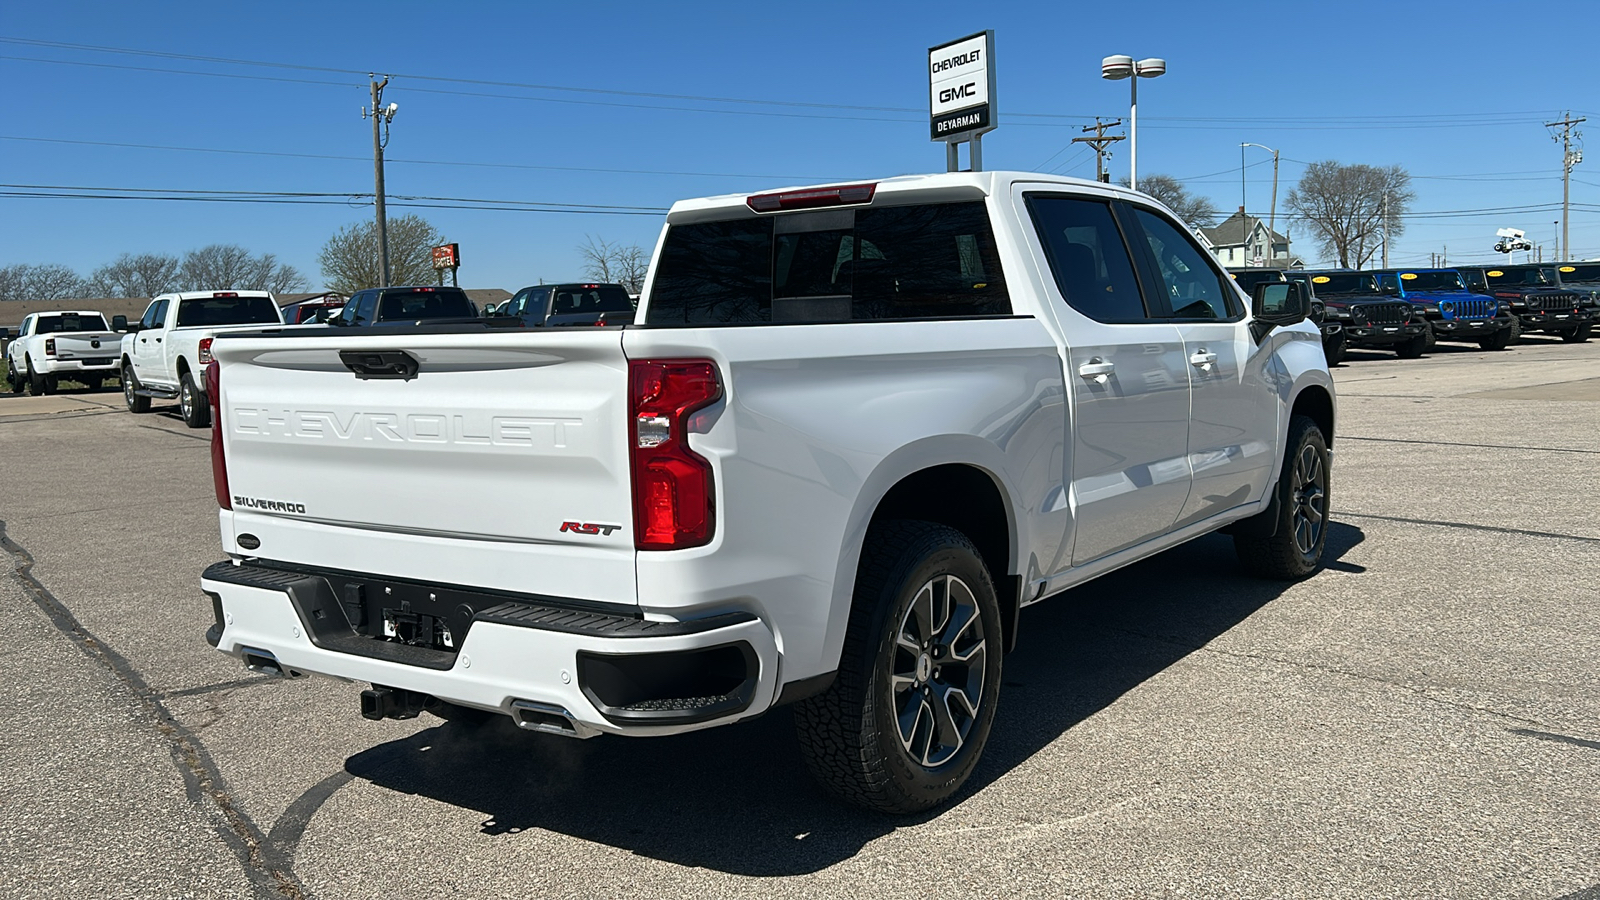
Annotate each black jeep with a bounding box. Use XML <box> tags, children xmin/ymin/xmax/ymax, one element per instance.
<box><xmin>1298</xmin><ymin>270</ymin><xmax>1430</xmax><ymax>358</ymax></box>
<box><xmin>1484</xmin><ymin>264</ymin><xmax>1592</xmax><ymax>342</ymax></box>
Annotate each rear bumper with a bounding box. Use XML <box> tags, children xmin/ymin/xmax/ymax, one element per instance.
<box><xmin>201</xmin><ymin>560</ymin><xmax>780</xmax><ymax>736</ymax></box>
<box><xmin>36</xmin><ymin>358</ymin><xmax>119</xmax><ymax>374</ymax></box>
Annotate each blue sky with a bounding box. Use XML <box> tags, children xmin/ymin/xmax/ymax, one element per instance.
<box><xmin>3</xmin><ymin>0</ymin><xmax>1598</xmax><ymax>292</ymax></box>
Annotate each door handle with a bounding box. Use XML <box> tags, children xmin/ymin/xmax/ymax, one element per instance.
<box><xmin>1077</xmin><ymin>359</ymin><xmax>1115</xmax><ymax>384</ymax></box>
<box><xmin>155</xmin><ymin>337</ymin><xmax>162</xmax><ymax>343</ymax></box>
<box><xmin>1189</xmin><ymin>350</ymin><xmax>1217</xmax><ymax>371</ymax></box>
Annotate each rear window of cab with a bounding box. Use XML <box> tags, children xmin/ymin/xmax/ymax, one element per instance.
<box><xmin>645</xmin><ymin>201</ymin><xmax>1010</xmax><ymax>325</ymax></box>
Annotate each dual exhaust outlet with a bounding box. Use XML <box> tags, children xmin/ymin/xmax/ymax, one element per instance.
<box><xmin>356</xmin><ymin>684</ymin><xmax>594</xmax><ymax>738</ymax></box>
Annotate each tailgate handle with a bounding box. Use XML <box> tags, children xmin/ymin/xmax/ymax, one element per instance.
<box><xmin>339</xmin><ymin>349</ymin><xmax>419</xmax><ymax>381</ymax></box>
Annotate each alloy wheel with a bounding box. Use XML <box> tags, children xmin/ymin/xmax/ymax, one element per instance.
<box><xmin>1290</xmin><ymin>444</ymin><xmax>1327</xmax><ymax>556</ymax></box>
<box><xmin>891</xmin><ymin>574</ymin><xmax>987</xmax><ymax>768</ymax></box>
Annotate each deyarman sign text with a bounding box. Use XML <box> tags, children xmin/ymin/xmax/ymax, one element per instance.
<box><xmin>928</xmin><ymin>31</ymin><xmax>996</xmax><ymax>143</ymax></box>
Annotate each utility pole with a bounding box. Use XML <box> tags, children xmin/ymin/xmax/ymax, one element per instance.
<box><xmin>364</xmin><ymin>75</ymin><xmax>397</xmax><ymax>287</ymax></box>
<box><xmin>1071</xmin><ymin>118</ymin><xmax>1125</xmax><ymax>183</ymax></box>
<box><xmin>1546</xmin><ymin>112</ymin><xmax>1585</xmax><ymax>263</ymax></box>
<box><xmin>1381</xmin><ymin>190</ymin><xmax>1389</xmax><ymax>269</ymax></box>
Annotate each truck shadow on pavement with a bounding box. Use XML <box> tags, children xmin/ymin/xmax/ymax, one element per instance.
<box><xmin>342</xmin><ymin>522</ymin><xmax>1365</xmax><ymax>877</ymax></box>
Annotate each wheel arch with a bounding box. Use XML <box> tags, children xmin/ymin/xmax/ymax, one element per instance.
<box><xmin>1290</xmin><ymin>383</ymin><xmax>1335</xmax><ymax>446</ymax></box>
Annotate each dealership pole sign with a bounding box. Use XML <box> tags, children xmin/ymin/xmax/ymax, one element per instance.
<box><xmin>929</xmin><ymin>30</ymin><xmax>996</xmax><ymax>171</ymax></box>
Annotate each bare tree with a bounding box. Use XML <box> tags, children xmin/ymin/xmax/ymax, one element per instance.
<box><xmin>1119</xmin><ymin>174</ymin><xmax>1219</xmax><ymax>227</ymax></box>
<box><xmin>578</xmin><ymin>235</ymin><xmax>650</xmax><ymax>292</ymax></box>
<box><xmin>85</xmin><ymin>253</ymin><xmax>182</xmax><ymax>298</ymax></box>
<box><xmin>1285</xmin><ymin>161</ymin><xmax>1413</xmax><ymax>269</ymax></box>
<box><xmin>319</xmin><ymin>215</ymin><xmax>445</xmax><ymax>293</ymax></box>
<box><xmin>0</xmin><ymin>263</ymin><xmax>85</xmax><ymax>300</ymax></box>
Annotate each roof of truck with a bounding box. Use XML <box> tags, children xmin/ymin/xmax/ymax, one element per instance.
<box><xmin>666</xmin><ymin>171</ymin><xmax>1154</xmax><ymax>223</ymax></box>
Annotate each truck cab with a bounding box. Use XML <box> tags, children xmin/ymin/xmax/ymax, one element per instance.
<box><xmin>1483</xmin><ymin>264</ymin><xmax>1592</xmax><ymax>342</ymax></box>
<box><xmin>1375</xmin><ymin>268</ymin><xmax>1515</xmax><ymax>351</ymax></box>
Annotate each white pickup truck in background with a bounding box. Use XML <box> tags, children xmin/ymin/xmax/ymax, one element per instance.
<box><xmin>200</xmin><ymin>171</ymin><xmax>1336</xmax><ymax>813</ymax></box>
<box><xmin>120</xmin><ymin>291</ymin><xmax>284</xmax><ymax>427</ymax></box>
<box><xmin>4</xmin><ymin>310</ymin><xmax>123</xmax><ymax>394</ymax></box>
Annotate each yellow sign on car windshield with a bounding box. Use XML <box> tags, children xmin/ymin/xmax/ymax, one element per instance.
<box><xmin>1312</xmin><ymin>276</ymin><xmax>1331</xmax><ymax>284</ymax></box>
<box><xmin>1487</xmin><ymin>270</ymin><xmax>1504</xmax><ymax>277</ymax></box>
<box><xmin>1560</xmin><ymin>266</ymin><xmax>1576</xmax><ymax>273</ymax></box>
<box><xmin>1400</xmin><ymin>273</ymin><xmax>1418</xmax><ymax>280</ymax></box>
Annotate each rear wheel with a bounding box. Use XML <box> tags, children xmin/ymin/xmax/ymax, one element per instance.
<box><xmin>123</xmin><ymin>363</ymin><xmax>151</xmax><ymax>413</ymax></box>
<box><xmin>794</xmin><ymin>520</ymin><xmax>1002</xmax><ymax>814</ymax></box>
<box><xmin>26</xmin><ymin>358</ymin><xmax>51</xmax><ymax>395</ymax></box>
<box><xmin>1234</xmin><ymin>415</ymin><xmax>1331</xmax><ymax>580</ymax></box>
<box><xmin>1561</xmin><ymin>321</ymin><xmax>1593</xmax><ymax>343</ymax></box>
<box><xmin>179</xmin><ymin>372</ymin><xmax>210</xmax><ymax>428</ymax></box>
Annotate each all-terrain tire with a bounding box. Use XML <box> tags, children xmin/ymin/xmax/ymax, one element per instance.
<box><xmin>1395</xmin><ymin>332</ymin><xmax>1428</xmax><ymax>359</ymax></box>
<box><xmin>1479</xmin><ymin>327</ymin><xmax>1513</xmax><ymax>351</ymax></box>
<box><xmin>179</xmin><ymin>371</ymin><xmax>210</xmax><ymax>428</ymax></box>
<box><xmin>1234</xmin><ymin>415</ymin><xmax>1332</xmax><ymax>580</ymax></box>
<box><xmin>123</xmin><ymin>363</ymin><xmax>151</xmax><ymax>413</ymax></box>
<box><xmin>793</xmin><ymin>520</ymin><xmax>1003</xmax><ymax>814</ymax></box>
<box><xmin>1561</xmin><ymin>321</ymin><xmax>1593</xmax><ymax>343</ymax></box>
<box><xmin>1322</xmin><ymin>333</ymin><xmax>1346</xmax><ymax>366</ymax></box>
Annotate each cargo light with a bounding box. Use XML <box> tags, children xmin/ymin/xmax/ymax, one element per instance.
<box><xmin>213</xmin><ymin>292</ymin><xmax>238</xmax><ymax>298</ymax></box>
<box><xmin>198</xmin><ymin>336</ymin><xmax>215</xmax><ymax>365</ymax></box>
<box><xmin>206</xmin><ymin>361</ymin><xmax>230</xmax><ymax>510</ymax></box>
<box><xmin>746</xmin><ymin>183</ymin><xmax>876</xmax><ymax>213</ymax></box>
<box><xmin>629</xmin><ymin>359</ymin><xmax>721</xmax><ymax>550</ymax></box>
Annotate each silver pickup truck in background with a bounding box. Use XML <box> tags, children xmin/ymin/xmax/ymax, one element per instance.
<box><xmin>201</xmin><ymin>171</ymin><xmax>1335</xmax><ymax>813</ymax></box>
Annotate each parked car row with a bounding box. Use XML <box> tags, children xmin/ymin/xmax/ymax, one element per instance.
<box><xmin>1230</xmin><ymin>262</ymin><xmax>1594</xmax><ymax>364</ymax></box>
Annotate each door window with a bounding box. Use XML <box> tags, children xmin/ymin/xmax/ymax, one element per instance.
<box><xmin>1132</xmin><ymin>209</ymin><xmax>1238</xmax><ymax>320</ymax></box>
<box><xmin>1024</xmin><ymin>195</ymin><xmax>1149</xmax><ymax>322</ymax></box>
<box><xmin>140</xmin><ymin>301</ymin><xmax>166</xmax><ymax>330</ymax></box>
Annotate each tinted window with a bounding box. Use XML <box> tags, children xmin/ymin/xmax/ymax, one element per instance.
<box><xmin>1134</xmin><ymin>209</ymin><xmax>1237</xmax><ymax>319</ymax></box>
<box><xmin>375</xmin><ymin>288</ymin><xmax>476</xmax><ymax>322</ymax></box>
<box><xmin>646</xmin><ymin>201</ymin><xmax>1009</xmax><ymax>325</ymax></box>
<box><xmin>1026</xmin><ymin>195</ymin><xmax>1147</xmax><ymax>322</ymax></box>
<box><xmin>35</xmin><ymin>314</ymin><xmax>110</xmax><ymax>334</ymax></box>
<box><xmin>1559</xmin><ymin>264</ymin><xmax>1600</xmax><ymax>282</ymax></box>
<box><xmin>141</xmin><ymin>300</ymin><xmax>167</xmax><ymax>330</ymax></box>
<box><xmin>1308</xmin><ymin>273</ymin><xmax>1374</xmax><ymax>294</ymax></box>
<box><xmin>1487</xmin><ymin>267</ymin><xmax>1549</xmax><ymax>287</ymax></box>
<box><xmin>1397</xmin><ymin>271</ymin><xmax>1465</xmax><ymax>292</ymax></box>
<box><xmin>550</xmin><ymin>286</ymin><xmax>633</xmax><ymax>315</ymax></box>
<box><xmin>176</xmin><ymin>296</ymin><xmax>280</xmax><ymax>327</ymax></box>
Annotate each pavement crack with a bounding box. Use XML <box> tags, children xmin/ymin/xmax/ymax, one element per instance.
<box><xmin>1336</xmin><ymin>511</ymin><xmax>1600</xmax><ymax>544</ymax></box>
<box><xmin>1100</xmin><ymin>625</ymin><xmax>1550</xmax><ymax>729</ymax></box>
<box><xmin>1341</xmin><ymin>435</ymin><xmax>1600</xmax><ymax>455</ymax></box>
<box><xmin>0</xmin><ymin>518</ymin><xmax>307</xmax><ymax>900</ymax></box>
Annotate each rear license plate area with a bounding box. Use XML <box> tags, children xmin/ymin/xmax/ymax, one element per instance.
<box><xmin>340</xmin><ymin>578</ymin><xmax>479</xmax><ymax>654</ymax></box>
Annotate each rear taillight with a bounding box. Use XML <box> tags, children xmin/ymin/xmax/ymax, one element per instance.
<box><xmin>629</xmin><ymin>359</ymin><xmax>721</xmax><ymax>550</ymax></box>
<box><xmin>206</xmin><ymin>361</ymin><xmax>230</xmax><ymax>509</ymax></box>
<box><xmin>44</xmin><ymin>338</ymin><xmax>56</xmax><ymax>356</ymax></box>
<box><xmin>198</xmin><ymin>336</ymin><xmax>214</xmax><ymax>365</ymax></box>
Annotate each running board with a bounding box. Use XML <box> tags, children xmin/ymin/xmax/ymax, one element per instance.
<box><xmin>133</xmin><ymin>385</ymin><xmax>180</xmax><ymax>399</ymax></box>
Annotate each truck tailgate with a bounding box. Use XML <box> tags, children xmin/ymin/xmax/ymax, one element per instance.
<box><xmin>213</xmin><ymin>328</ymin><xmax>636</xmax><ymax>605</ymax></box>
<box><xmin>51</xmin><ymin>332</ymin><xmax>120</xmax><ymax>360</ymax></box>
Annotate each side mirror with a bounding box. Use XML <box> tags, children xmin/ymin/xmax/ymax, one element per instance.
<box><xmin>1251</xmin><ymin>281</ymin><xmax>1308</xmax><ymax>341</ymax></box>
<box><xmin>112</xmin><ymin>315</ymin><xmax>129</xmax><ymax>332</ymax></box>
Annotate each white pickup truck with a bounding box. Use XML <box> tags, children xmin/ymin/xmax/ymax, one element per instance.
<box><xmin>4</xmin><ymin>311</ymin><xmax>123</xmax><ymax>394</ymax></box>
<box><xmin>120</xmin><ymin>291</ymin><xmax>284</xmax><ymax>427</ymax></box>
<box><xmin>201</xmin><ymin>172</ymin><xmax>1335</xmax><ymax>812</ymax></box>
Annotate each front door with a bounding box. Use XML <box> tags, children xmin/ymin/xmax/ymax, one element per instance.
<box><xmin>1020</xmin><ymin>191</ymin><xmax>1194</xmax><ymax>567</ymax></box>
<box><xmin>1127</xmin><ymin>207</ymin><xmax>1278</xmax><ymax>527</ymax></box>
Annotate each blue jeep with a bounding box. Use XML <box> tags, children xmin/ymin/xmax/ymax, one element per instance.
<box><xmin>1376</xmin><ymin>268</ymin><xmax>1516</xmax><ymax>351</ymax></box>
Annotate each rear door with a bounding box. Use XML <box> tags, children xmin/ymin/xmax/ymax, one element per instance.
<box><xmin>1019</xmin><ymin>190</ymin><xmax>1193</xmax><ymax>567</ymax></box>
<box><xmin>1128</xmin><ymin>206</ymin><xmax>1278</xmax><ymax>528</ymax></box>
<box><xmin>214</xmin><ymin>327</ymin><xmax>637</xmax><ymax>604</ymax></box>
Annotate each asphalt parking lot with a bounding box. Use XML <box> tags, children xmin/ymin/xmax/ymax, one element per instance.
<box><xmin>1</xmin><ymin>337</ymin><xmax>1597</xmax><ymax>900</ymax></box>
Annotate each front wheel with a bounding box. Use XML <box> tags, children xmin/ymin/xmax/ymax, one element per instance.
<box><xmin>793</xmin><ymin>520</ymin><xmax>1002</xmax><ymax>814</ymax></box>
<box><xmin>179</xmin><ymin>372</ymin><xmax>210</xmax><ymax>428</ymax></box>
<box><xmin>1561</xmin><ymin>321</ymin><xmax>1593</xmax><ymax>343</ymax></box>
<box><xmin>1395</xmin><ymin>332</ymin><xmax>1429</xmax><ymax>359</ymax></box>
<box><xmin>1479</xmin><ymin>327</ymin><xmax>1513</xmax><ymax>351</ymax></box>
<box><xmin>123</xmin><ymin>364</ymin><xmax>151</xmax><ymax>413</ymax></box>
<box><xmin>1234</xmin><ymin>415</ymin><xmax>1331</xmax><ymax>580</ymax></box>
<box><xmin>1322</xmin><ymin>333</ymin><xmax>1346</xmax><ymax>366</ymax></box>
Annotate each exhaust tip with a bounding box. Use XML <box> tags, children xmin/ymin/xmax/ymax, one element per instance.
<box><xmin>510</xmin><ymin>699</ymin><xmax>594</xmax><ymax>738</ymax></box>
<box><xmin>241</xmin><ymin>647</ymin><xmax>285</xmax><ymax>677</ymax></box>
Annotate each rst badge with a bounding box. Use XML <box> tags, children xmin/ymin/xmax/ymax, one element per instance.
<box><xmin>560</xmin><ymin>521</ymin><xmax>621</xmax><ymax>536</ymax></box>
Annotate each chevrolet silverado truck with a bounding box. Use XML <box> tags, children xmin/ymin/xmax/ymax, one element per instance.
<box><xmin>200</xmin><ymin>172</ymin><xmax>1336</xmax><ymax>813</ymax></box>
<box><xmin>1484</xmin><ymin>264</ymin><xmax>1593</xmax><ymax>342</ymax></box>
<box><xmin>4</xmin><ymin>310</ymin><xmax>122</xmax><ymax>394</ymax></box>
<box><xmin>121</xmin><ymin>291</ymin><xmax>285</xmax><ymax>428</ymax></box>
<box><xmin>1301</xmin><ymin>270</ymin><xmax>1430</xmax><ymax>357</ymax></box>
<box><xmin>493</xmin><ymin>282</ymin><xmax>637</xmax><ymax>327</ymax></box>
<box><xmin>1377</xmin><ymin>269</ymin><xmax>1515</xmax><ymax>351</ymax></box>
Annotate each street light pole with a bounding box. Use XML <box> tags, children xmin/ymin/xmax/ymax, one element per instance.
<box><xmin>1242</xmin><ymin>143</ymin><xmax>1280</xmax><ymax>265</ymax></box>
<box><xmin>1101</xmin><ymin>55</ymin><xmax>1165</xmax><ymax>191</ymax></box>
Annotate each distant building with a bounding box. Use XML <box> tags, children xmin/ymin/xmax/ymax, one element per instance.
<box><xmin>1203</xmin><ymin>208</ymin><xmax>1303</xmax><ymax>269</ymax></box>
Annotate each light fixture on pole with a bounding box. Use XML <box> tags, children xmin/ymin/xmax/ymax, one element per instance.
<box><xmin>1241</xmin><ymin>142</ymin><xmax>1280</xmax><ymax>266</ymax></box>
<box><xmin>1101</xmin><ymin>55</ymin><xmax>1165</xmax><ymax>191</ymax></box>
